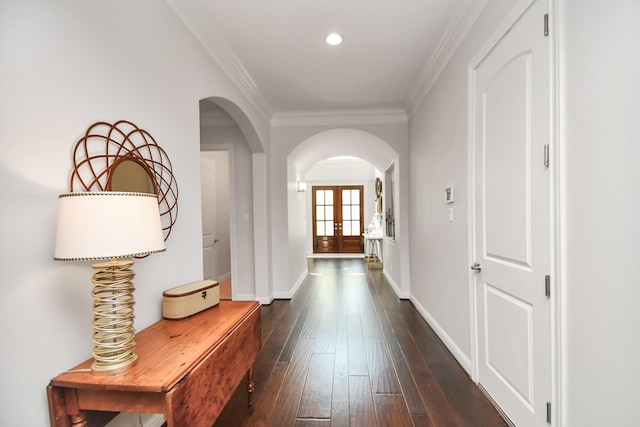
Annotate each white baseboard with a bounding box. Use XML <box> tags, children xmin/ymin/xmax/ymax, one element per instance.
<box><xmin>105</xmin><ymin>413</ymin><xmax>164</xmax><ymax>427</ymax></box>
<box><xmin>232</xmin><ymin>293</ymin><xmax>274</xmax><ymax>305</ymax></box>
<box><xmin>307</xmin><ymin>253</ymin><xmax>364</xmax><ymax>259</ymax></box>
<box><xmin>257</xmin><ymin>295</ymin><xmax>274</xmax><ymax>305</ymax></box>
<box><xmin>233</xmin><ymin>292</ymin><xmax>257</xmax><ymax>301</ymax></box>
<box><xmin>216</xmin><ymin>272</ymin><xmax>231</xmax><ymax>282</ymax></box>
<box><xmin>272</xmin><ymin>269</ymin><xmax>308</xmax><ymax>299</ymax></box>
<box><xmin>383</xmin><ymin>269</ymin><xmax>410</xmax><ymax>299</ymax></box>
<box><xmin>409</xmin><ymin>295</ymin><xmax>472</xmax><ymax>375</ymax></box>
<box><xmin>145</xmin><ymin>414</ymin><xmax>165</xmax><ymax>427</ymax></box>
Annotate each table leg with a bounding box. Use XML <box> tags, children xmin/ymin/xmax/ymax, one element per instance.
<box><xmin>63</xmin><ymin>389</ymin><xmax>88</xmax><ymax>427</ymax></box>
<box><xmin>247</xmin><ymin>367</ymin><xmax>255</xmax><ymax>406</ymax></box>
<box><xmin>69</xmin><ymin>414</ymin><xmax>88</xmax><ymax>427</ymax></box>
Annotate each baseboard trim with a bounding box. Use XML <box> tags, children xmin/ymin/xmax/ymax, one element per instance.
<box><xmin>257</xmin><ymin>296</ymin><xmax>274</xmax><ymax>305</ymax></box>
<box><xmin>106</xmin><ymin>413</ymin><xmax>164</xmax><ymax>427</ymax></box>
<box><xmin>233</xmin><ymin>293</ymin><xmax>258</xmax><ymax>301</ymax></box>
<box><xmin>409</xmin><ymin>295</ymin><xmax>472</xmax><ymax>375</ymax></box>
<box><xmin>273</xmin><ymin>268</ymin><xmax>308</xmax><ymax>299</ymax></box>
<box><xmin>216</xmin><ymin>272</ymin><xmax>231</xmax><ymax>282</ymax></box>
<box><xmin>307</xmin><ymin>253</ymin><xmax>364</xmax><ymax>259</ymax></box>
<box><xmin>145</xmin><ymin>414</ymin><xmax>165</xmax><ymax>427</ymax></box>
<box><xmin>383</xmin><ymin>269</ymin><xmax>410</xmax><ymax>299</ymax></box>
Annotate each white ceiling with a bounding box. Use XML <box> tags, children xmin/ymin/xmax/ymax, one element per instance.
<box><xmin>168</xmin><ymin>0</ymin><xmax>486</xmax><ymax>117</ymax></box>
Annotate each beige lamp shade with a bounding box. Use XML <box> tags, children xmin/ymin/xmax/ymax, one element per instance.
<box><xmin>54</xmin><ymin>192</ymin><xmax>166</xmax><ymax>261</ymax></box>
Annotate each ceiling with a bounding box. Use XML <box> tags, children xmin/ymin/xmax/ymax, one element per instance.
<box><xmin>167</xmin><ymin>0</ymin><xmax>486</xmax><ymax>118</ymax></box>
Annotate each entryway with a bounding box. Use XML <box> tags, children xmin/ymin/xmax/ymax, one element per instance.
<box><xmin>312</xmin><ymin>185</ymin><xmax>364</xmax><ymax>254</ymax></box>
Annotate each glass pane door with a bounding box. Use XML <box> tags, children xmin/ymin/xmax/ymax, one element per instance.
<box><xmin>315</xmin><ymin>189</ymin><xmax>334</xmax><ymax>236</ymax></box>
<box><xmin>341</xmin><ymin>188</ymin><xmax>361</xmax><ymax>236</ymax></box>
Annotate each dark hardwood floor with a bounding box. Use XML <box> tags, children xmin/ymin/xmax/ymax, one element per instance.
<box><xmin>213</xmin><ymin>258</ymin><xmax>508</xmax><ymax>427</ymax></box>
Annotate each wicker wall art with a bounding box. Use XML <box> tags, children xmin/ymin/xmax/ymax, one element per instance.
<box><xmin>69</xmin><ymin>120</ymin><xmax>178</xmax><ymax>241</ymax></box>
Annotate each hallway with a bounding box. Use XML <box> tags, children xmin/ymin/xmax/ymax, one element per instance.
<box><xmin>213</xmin><ymin>258</ymin><xmax>508</xmax><ymax>427</ymax></box>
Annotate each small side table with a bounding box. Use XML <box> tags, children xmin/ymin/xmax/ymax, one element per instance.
<box><xmin>47</xmin><ymin>300</ymin><xmax>262</xmax><ymax>427</ymax></box>
<box><xmin>364</xmin><ymin>234</ymin><xmax>383</xmax><ymax>269</ymax></box>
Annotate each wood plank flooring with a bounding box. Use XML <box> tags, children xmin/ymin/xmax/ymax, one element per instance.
<box><xmin>212</xmin><ymin>258</ymin><xmax>507</xmax><ymax>427</ymax></box>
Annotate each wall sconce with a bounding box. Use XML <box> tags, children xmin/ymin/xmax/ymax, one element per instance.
<box><xmin>54</xmin><ymin>192</ymin><xmax>165</xmax><ymax>374</ymax></box>
<box><xmin>298</xmin><ymin>181</ymin><xmax>307</xmax><ymax>192</ymax></box>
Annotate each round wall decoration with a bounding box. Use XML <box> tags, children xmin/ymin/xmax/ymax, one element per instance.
<box><xmin>69</xmin><ymin>120</ymin><xmax>179</xmax><ymax>241</ymax></box>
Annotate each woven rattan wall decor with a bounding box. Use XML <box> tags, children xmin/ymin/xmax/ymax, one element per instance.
<box><xmin>69</xmin><ymin>120</ymin><xmax>178</xmax><ymax>241</ymax></box>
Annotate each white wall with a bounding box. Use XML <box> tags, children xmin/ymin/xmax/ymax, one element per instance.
<box><xmin>559</xmin><ymin>0</ymin><xmax>640</xmax><ymax>425</ymax></box>
<box><xmin>408</xmin><ymin>0</ymin><xmax>518</xmax><ymax>369</ymax></box>
<box><xmin>0</xmin><ymin>2</ymin><xmax>267</xmax><ymax>426</ymax></box>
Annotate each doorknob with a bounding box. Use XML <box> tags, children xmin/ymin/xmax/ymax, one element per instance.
<box><xmin>470</xmin><ymin>262</ymin><xmax>482</xmax><ymax>272</ymax></box>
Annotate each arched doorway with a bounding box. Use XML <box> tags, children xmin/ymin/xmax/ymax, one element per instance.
<box><xmin>282</xmin><ymin>128</ymin><xmax>405</xmax><ymax>298</ymax></box>
<box><xmin>199</xmin><ymin>97</ymin><xmax>267</xmax><ymax>302</ymax></box>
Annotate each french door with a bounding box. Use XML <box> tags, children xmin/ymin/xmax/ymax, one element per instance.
<box><xmin>312</xmin><ymin>186</ymin><xmax>364</xmax><ymax>254</ymax></box>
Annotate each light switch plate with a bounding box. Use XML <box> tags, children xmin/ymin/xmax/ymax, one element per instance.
<box><xmin>445</xmin><ymin>186</ymin><xmax>455</xmax><ymax>203</ymax></box>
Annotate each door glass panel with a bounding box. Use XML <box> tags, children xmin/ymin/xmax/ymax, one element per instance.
<box><xmin>326</xmin><ymin>205</ymin><xmax>334</xmax><ymax>219</ymax></box>
<box><xmin>326</xmin><ymin>221</ymin><xmax>334</xmax><ymax>236</ymax></box>
<box><xmin>316</xmin><ymin>206</ymin><xmax>324</xmax><ymax>221</ymax></box>
<box><xmin>316</xmin><ymin>221</ymin><xmax>325</xmax><ymax>236</ymax></box>
<box><xmin>317</xmin><ymin>190</ymin><xmax>325</xmax><ymax>205</ymax></box>
<box><xmin>343</xmin><ymin>205</ymin><xmax>351</xmax><ymax>220</ymax></box>
<box><xmin>340</xmin><ymin>188</ymin><xmax>361</xmax><ymax>237</ymax></box>
<box><xmin>325</xmin><ymin>190</ymin><xmax>333</xmax><ymax>205</ymax></box>
<box><xmin>350</xmin><ymin>221</ymin><xmax>360</xmax><ymax>236</ymax></box>
<box><xmin>342</xmin><ymin>189</ymin><xmax>351</xmax><ymax>204</ymax></box>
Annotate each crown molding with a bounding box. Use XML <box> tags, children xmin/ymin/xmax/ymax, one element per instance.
<box><xmin>271</xmin><ymin>108</ymin><xmax>408</xmax><ymax>127</ymax></box>
<box><xmin>166</xmin><ymin>0</ymin><xmax>273</xmax><ymax>122</ymax></box>
<box><xmin>406</xmin><ymin>0</ymin><xmax>489</xmax><ymax>115</ymax></box>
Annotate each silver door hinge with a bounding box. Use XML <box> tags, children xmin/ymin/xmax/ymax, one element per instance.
<box><xmin>546</xmin><ymin>401</ymin><xmax>552</xmax><ymax>423</ymax></box>
<box><xmin>544</xmin><ymin>14</ymin><xmax>549</xmax><ymax>36</ymax></box>
<box><xmin>544</xmin><ymin>144</ymin><xmax>550</xmax><ymax>167</ymax></box>
<box><xmin>545</xmin><ymin>275</ymin><xmax>551</xmax><ymax>298</ymax></box>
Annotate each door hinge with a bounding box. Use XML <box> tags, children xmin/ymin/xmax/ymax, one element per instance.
<box><xmin>545</xmin><ymin>275</ymin><xmax>551</xmax><ymax>298</ymax></box>
<box><xmin>546</xmin><ymin>401</ymin><xmax>552</xmax><ymax>423</ymax></box>
<box><xmin>544</xmin><ymin>14</ymin><xmax>549</xmax><ymax>36</ymax></box>
<box><xmin>544</xmin><ymin>144</ymin><xmax>550</xmax><ymax>167</ymax></box>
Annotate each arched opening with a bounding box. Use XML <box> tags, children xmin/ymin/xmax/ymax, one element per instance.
<box><xmin>199</xmin><ymin>97</ymin><xmax>266</xmax><ymax>302</ymax></box>
<box><xmin>284</xmin><ymin>128</ymin><xmax>403</xmax><ymax>297</ymax></box>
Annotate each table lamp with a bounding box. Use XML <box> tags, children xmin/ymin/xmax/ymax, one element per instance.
<box><xmin>54</xmin><ymin>192</ymin><xmax>166</xmax><ymax>374</ymax></box>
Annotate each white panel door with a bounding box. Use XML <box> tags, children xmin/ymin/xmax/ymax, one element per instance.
<box><xmin>471</xmin><ymin>1</ymin><xmax>551</xmax><ymax>426</ymax></box>
<box><xmin>201</xmin><ymin>155</ymin><xmax>217</xmax><ymax>281</ymax></box>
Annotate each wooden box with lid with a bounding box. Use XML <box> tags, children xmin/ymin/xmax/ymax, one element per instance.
<box><xmin>162</xmin><ymin>280</ymin><xmax>219</xmax><ymax>319</ymax></box>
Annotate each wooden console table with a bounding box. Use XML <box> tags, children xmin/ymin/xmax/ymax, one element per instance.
<box><xmin>47</xmin><ymin>300</ymin><xmax>262</xmax><ymax>427</ymax></box>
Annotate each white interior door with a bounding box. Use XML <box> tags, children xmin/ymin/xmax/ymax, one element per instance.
<box><xmin>201</xmin><ymin>155</ymin><xmax>217</xmax><ymax>281</ymax></box>
<box><xmin>471</xmin><ymin>1</ymin><xmax>551</xmax><ymax>426</ymax></box>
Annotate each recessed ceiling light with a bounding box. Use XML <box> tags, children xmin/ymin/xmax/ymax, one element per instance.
<box><xmin>325</xmin><ymin>33</ymin><xmax>343</xmax><ymax>46</ymax></box>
